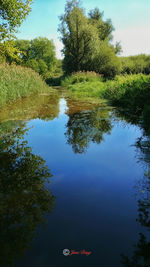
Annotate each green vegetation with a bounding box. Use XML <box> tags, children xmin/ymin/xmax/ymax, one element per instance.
<box><xmin>58</xmin><ymin>0</ymin><xmax>121</xmax><ymax>78</ymax></box>
<box><xmin>0</xmin><ymin>0</ymin><xmax>33</xmax><ymax>60</ymax></box>
<box><xmin>62</xmin><ymin>72</ymin><xmax>150</xmax><ymax>107</ymax></box>
<box><xmin>120</xmin><ymin>54</ymin><xmax>150</xmax><ymax>75</ymax></box>
<box><xmin>0</xmin><ymin>63</ymin><xmax>50</xmax><ymax>108</ymax></box>
<box><xmin>62</xmin><ymin>72</ymin><xmax>150</xmax><ymax>133</ymax></box>
<box><xmin>13</xmin><ymin>37</ymin><xmax>57</xmax><ymax>78</ymax></box>
<box><xmin>62</xmin><ymin>71</ymin><xmax>103</xmax><ymax>85</ymax></box>
<box><xmin>0</xmin><ymin>0</ymin><xmax>150</xmax><ymax>133</ymax></box>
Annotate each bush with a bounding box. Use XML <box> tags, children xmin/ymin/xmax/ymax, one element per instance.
<box><xmin>104</xmin><ymin>74</ymin><xmax>150</xmax><ymax>111</ymax></box>
<box><xmin>61</xmin><ymin>71</ymin><xmax>103</xmax><ymax>87</ymax></box>
<box><xmin>120</xmin><ymin>54</ymin><xmax>150</xmax><ymax>75</ymax></box>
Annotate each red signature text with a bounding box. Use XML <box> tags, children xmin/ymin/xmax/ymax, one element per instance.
<box><xmin>70</xmin><ymin>249</ymin><xmax>92</xmax><ymax>256</ymax></box>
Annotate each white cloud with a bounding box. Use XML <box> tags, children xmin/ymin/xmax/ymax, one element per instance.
<box><xmin>113</xmin><ymin>26</ymin><xmax>150</xmax><ymax>56</ymax></box>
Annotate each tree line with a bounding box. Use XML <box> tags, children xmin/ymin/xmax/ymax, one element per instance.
<box><xmin>0</xmin><ymin>0</ymin><xmax>150</xmax><ymax>80</ymax></box>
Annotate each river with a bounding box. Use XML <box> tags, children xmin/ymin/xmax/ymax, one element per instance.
<box><xmin>0</xmin><ymin>89</ymin><xmax>149</xmax><ymax>267</ymax></box>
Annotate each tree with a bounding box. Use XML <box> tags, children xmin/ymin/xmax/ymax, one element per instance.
<box><xmin>29</xmin><ymin>37</ymin><xmax>56</xmax><ymax>71</ymax></box>
<box><xmin>0</xmin><ymin>0</ymin><xmax>33</xmax><ymax>60</ymax></box>
<box><xmin>88</xmin><ymin>7</ymin><xmax>114</xmax><ymax>41</ymax></box>
<box><xmin>91</xmin><ymin>41</ymin><xmax>121</xmax><ymax>78</ymax></box>
<box><xmin>14</xmin><ymin>37</ymin><xmax>57</xmax><ymax>77</ymax></box>
<box><xmin>0</xmin><ymin>0</ymin><xmax>32</xmax><ymax>41</ymax></box>
<box><xmin>59</xmin><ymin>0</ymin><xmax>121</xmax><ymax>78</ymax></box>
<box><xmin>14</xmin><ymin>39</ymin><xmax>31</xmax><ymax>61</ymax></box>
<box><xmin>59</xmin><ymin>0</ymin><xmax>99</xmax><ymax>73</ymax></box>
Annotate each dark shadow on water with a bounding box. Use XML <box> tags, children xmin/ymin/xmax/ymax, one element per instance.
<box><xmin>0</xmin><ymin>121</ymin><xmax>55</xmax><ymax>267</ymax></box>
<box><xmin>120</xmin><ymin>128</ymin><xmax>150</xmax><ymax>266</ymax></box>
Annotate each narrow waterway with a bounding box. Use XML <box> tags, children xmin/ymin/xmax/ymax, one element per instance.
<box><xmin>0</xmin><ymin>90</ymin><xmax>149</xmax><ymax>267</ymax></box>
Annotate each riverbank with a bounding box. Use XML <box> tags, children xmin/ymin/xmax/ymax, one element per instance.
<box><xmin>0</xmin><ymin>63</ymin><xmax>50</xmax><ymax>108</ymax></box>
<box><xmin>61</xmin><ymin>72</ymin><xmax>150</xmax><ymax>134</ymax></box>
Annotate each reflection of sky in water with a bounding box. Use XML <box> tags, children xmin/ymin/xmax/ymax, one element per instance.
<box><xmin>1</xmin><ymin>95</ymin><xmax>149</xmax><ymax>267</ymax></box>
<box><xmin>59</xmin><ymin>98</ymin><xmax>68</xmax><ymax>115</ymax></box>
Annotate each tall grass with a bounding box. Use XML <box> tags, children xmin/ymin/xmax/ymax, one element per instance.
<box><xmin>101</xmin><ymin>74</ymin><xmax>150</xmax><ymax>110</ymax></box>
<box><xmin>0</xmin><ymin>63</ymin><xmax>50</xmax><ymax>108</ymax></box>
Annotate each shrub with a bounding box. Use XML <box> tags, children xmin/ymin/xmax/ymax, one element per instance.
<box><xmin>61</xmin><ymin>71</ymin><xmax>103</xmax><ymax>87</ymax></box>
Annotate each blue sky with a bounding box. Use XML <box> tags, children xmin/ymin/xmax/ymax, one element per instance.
<box><xmin>17</xmin><ymin>0</ymin><xmax>150</xmax><ymax>58</ymax></box>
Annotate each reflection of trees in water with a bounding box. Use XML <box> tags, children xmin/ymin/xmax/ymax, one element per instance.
<box><xmin>121</xmin><ymin>137</ymin><xmax>150</xmax><ymax>267</ymax></box>
<box><xmin>65</xmin><ymin>108</ymin><xmax>112</xmax><ymax>154</ymax></box>
<box><xmin>121</xmin><ymin>233</ymin><xmax>150</xmax><ymax>267</ymax></box>
<box><xmin>114</xmin><ymin>106</ymin><xmax>150</xmax><ymax>266</ymax></box>
<box><xmin>0</xmin><ymin>121</ymin><xmax>55</xmax><ymax>267</ymax></box>
<box><xmin>0</xmin><ymin>92</ymin><xmax>60</xmax><ymax>122</ymax></box>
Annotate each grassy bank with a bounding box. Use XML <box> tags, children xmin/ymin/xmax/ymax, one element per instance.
<box><xmin>0</xmin><ymin>64</ymin><xmax>50</xmax><ymax>108</ymax></box>
<box><xmin>62</xmin><ymin>72</ymin><xmax>150</xmax><ymax>133</ymax></box>
<box><xmin>62</xmin><ymin>72</ymin><xmax>150</xmax><ymax>109</ymax></box>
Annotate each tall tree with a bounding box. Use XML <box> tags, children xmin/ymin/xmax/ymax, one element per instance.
<box><xmin>59</xmin><ymin>0</ymin><xmax>121</xmax><ymax>77</ymax></box>
<box><xmin>58</xmin><ymin>0</ymin><xmax>99</xmax><ymax>73</ymax></box>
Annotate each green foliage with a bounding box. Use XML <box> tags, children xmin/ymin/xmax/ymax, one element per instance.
<box><xmin>120</xmin><ymin>54</ymin><xmax>150</xmax><ymax>75</ymax></box>
<box><xmin>0</xmin><ymin>40</ymin><xmax>22</xmax><ymax>63</ymax></box>
<box><xmin>38</xmin><ymin>59</ymin><xmax>48</xmax><ymax>76</ymax></box>
<box><xmin>0</xmin><ymin>0</ymin><xmax>33</xmax><ymax>60</ymax></box>
<box><xmin>91</xmin><ymin>41</ymin><xmax>121</xmax><ymax>78</ymax></box>
<box><xmin>14</xmin><ymin>37</ymin><xmax>57</xmax><ymax>78</ymax></box>
<box><xmin>26</xmin><ymin>58</ymin><xmax>40</xmax><ymax>73</ymax></box>
<box><xmin>62</xmin><ymin>72</ymin><xmax>150</xmax><ymax>132</ymax></box>
<box><xmin>62</xmin><ymin>71</ymin><xmax>103</xmax><ymax>86</ymax></box>
<box><xmin>14</xmin><ymin>39</ymin><xmax>31</xmax><ymax>61</ymax></box>
<box><xmin>88</xmin><ymin>7</ymin><xmax>114</xmax><ymax>41</ymax></box>
<box><xmin>59</xmin><ymin>1</ymin><xmax>99</xmax><ymax>73</ymax></box>
<box><xmin>0</xmin><ymin>63</ymin><xmax>50</xmax><ymax>108</ymax></box>
<box><xmin>59</xmin><ymin>0</ymin><xmax>120</xmax><ymax>78</ymax></box>
<box><xmin>29</xmin><ymin>37</ymin><xmax>56</xmax><ymax>71</ymax></box>
<box><xmin>0</xmin><ymin>0</ymin><xmax>32</xmax><ymax>41</ymax></box>
<box><xmin>104</xmin><ymin>74</ymin><xmax>150</xmax><ymax>111</ymax></box>
<box><xmin>45</xmin><ymin>60</ymin><xmax>64</xmax><ymax>86</ymax></box>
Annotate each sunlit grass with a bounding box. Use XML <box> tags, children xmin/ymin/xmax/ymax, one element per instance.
<box><xmin>62</xmin><ymin>72</ymin><xmax>150</xmax><ymax>109</ymax></box>
<box><xmin>0</xmin><ymin>63</ymin><xmax>51</xmax><ymax>108</ymax></box>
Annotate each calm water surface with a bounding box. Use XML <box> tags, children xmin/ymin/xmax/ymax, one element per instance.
<box><xmin>0</xmin><ymin>90</ymin><xmax>149</xmax><ymax>267</ymax></box>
